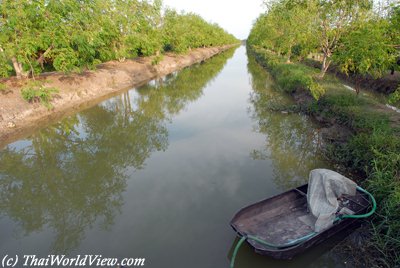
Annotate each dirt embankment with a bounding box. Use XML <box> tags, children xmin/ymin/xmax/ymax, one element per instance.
<box><xmin>0</xmin><ymin>45</ymin><xmax>236</xmax><ymax>146</ymax></box>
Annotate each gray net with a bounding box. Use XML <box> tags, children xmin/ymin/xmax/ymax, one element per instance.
<box><xmin>300</xmin><ymin>169</ymin><xmax>357</xmax><ymax>232</ymax></box>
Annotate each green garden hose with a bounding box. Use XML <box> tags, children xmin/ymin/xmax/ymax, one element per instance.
<box><xmin>230</xmin><ymin>233</ymin><xmax>318</xmax><ymax>268</ymax></box>
<box><xmin>230</xmin><ymin>186</ymin><xmax>377</xmax><ymax>268</ymax></box>
<box><xmin>339</xmin><ymin>186</ymin><xmax>377</xmax><ymax>219</ymax></box>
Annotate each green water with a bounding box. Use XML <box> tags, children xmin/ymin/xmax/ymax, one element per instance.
<box><xmin>0</xmin><ymin>46</ymin><xmax>348</xmax><ymax>267</ymax></box>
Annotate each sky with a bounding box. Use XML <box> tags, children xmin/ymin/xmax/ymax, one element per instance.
<box><xmin>162</xmin><ymin>0</ymin><xmax>265</xmax><ymax>40</ymax></box>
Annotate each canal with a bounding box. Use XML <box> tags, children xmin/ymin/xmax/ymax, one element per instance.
<box><xmin>0</xmin><ymin>46</ymin><xmax>349</xmax><ymax>267</ymax></box>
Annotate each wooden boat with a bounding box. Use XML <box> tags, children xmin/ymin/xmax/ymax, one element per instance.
<box><xmin>230</xmin><ymin>184</ymin><xmax>375</xmax><ymax>261</ymax></box>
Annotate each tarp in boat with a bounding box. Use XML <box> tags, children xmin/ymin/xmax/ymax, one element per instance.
<box><xmin>305</xmin><ymin>169</ymin><xmax>357</xmax><ymax>232</ymax></box>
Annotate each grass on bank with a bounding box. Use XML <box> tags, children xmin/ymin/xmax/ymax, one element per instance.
<box><xmin>253</xmin><ymin>49</ymin><xmax>325</xmax><ymax>100</ymax></box>
<box><xmin>251</xmin><ymin>46</ymin><xmax>400</xmax><ymax>267</ymax></box>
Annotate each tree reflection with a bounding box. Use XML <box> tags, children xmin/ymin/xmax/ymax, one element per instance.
<box><xmin>247</xmin><ymin>53</ymin><xmax>328</xmax><ymax>189</ymax></box>
<box><xmin>0</xmin><ymin>48</ymin><xmax>236</xmax><ymax>253</ymax></box>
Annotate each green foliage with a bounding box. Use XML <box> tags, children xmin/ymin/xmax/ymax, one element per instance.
<box><xmin>250</xmin><ymin>0</ymin><xmax>399</xmax><ymax>78</ymax></box>
<box><xmin>388</xmin><ymin>86</ymin><xmax>400</xmax><ymax>105</ymax></box>
<box><xmin>348</xmin><ymin>121</ymin><xmax>400</xmax><ymax>266</ymax></box>
<box><xmin>162</xmin><ymin>10</ymin><xmax>237</xmax><ymax>53</ymax></box>
<box><xmin>308</xmin><ymin>80</ymin><xmax>325</xmax><ymax>100</ymax></box>
<box><xmin>0</xmin><ymin>83</ymin><xmax>6</xmax><ymax>92</ymax></box>
<box><xmin>334</xmin><ymin>19</ymin><xmax>396</xmax><ymax>79</ymax></box>
<box><xmin>367</xmin><ymin>146</ymin><xmax>400</xmax><ymax>266</ymax></box>
<box><xmin>51</xmin><ymin>48</ymin><xmax>79</xmax><ymax>73</ymax></box>
<box><xmin>21</xmin><ymin>81</ymin><xmax>59</xmax><ymax>109</ymax></box>
<box><xmin>389</xmin><ymin>5</ymin><xmax>400</xmax><ymax>60</ymax></box>
<box><xmin>151</xmin><ymin>54</ymin><xmax>164</xmax><ymax>66</ymax></box>
<box><xmin>249</xmin><ymin>0</ymin><xmax>318</xmax><ymax>62</ymax></box>
<box><xmin>0</xmin><ymin>52</ymin><xmax>12</xmax><ymax>78</ymax></box>
<box><xmin>0</xmin><ymin>0</ymin><xmax>238</xmax><ymax>78</ymax></box>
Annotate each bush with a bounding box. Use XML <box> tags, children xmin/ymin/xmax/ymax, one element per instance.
<box><xmin>0</xmin><ymin>83</ymin><xmax>6</xmax><ymax>92</ymax></box>
<box><xmin>151</xmin><ymin>54</ymin><xmax>163</xmax><ymax>66</ymax></box>
<box><xmin>21</xmin><ymin>81</ymin><xmax>59</xmax><ymax>109</ymax></box>
<box><xmin>388</xmin><ymin>86</ymin><xmax>400</xmax><ymax>105</ymax></box>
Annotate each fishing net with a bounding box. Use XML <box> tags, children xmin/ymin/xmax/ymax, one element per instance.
<box><xmin>304</xmin><ymin>169</ymin><xmax>357</xmax><ymax>232</ymax></box>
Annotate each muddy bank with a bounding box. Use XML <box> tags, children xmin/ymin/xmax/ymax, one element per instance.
<box><xmin>0</xmin><ymin>45</ymin><xmax>237</xmax><ymax>147</ymax></box>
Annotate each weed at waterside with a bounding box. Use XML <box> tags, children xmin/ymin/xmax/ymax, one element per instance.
<box><xmin>21</xmin><ymin>80</ymin><xmax>59</xmax><ymax>109</ymax></box>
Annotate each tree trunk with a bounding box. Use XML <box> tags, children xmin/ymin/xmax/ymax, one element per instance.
<box><xmin>286</xmin><ymin>51</ymin><xmax>292</xmax><ymax>63</ymax></box>
<box><xmin>286</xmin><ymin>45</ymin><xmax>292</xmax><ymax>63</ymax></box>
<box><xmin>11</xmin><ymin>57</ymin><xmax>28</xmax><ymax>79</ymax></box>
<box><xmin>37</xmin><ymin>45</ymin><xmax>53</xmax><ymax>69</ymax></box>
<box><xmin>319</xmin><ymin>53</ymin><xmax>331</xmax><ymax>79</ymax></box>
<box><xmin>355</xmin><ymin>77</ymin><xmax>360</xmax><ymax>95</ymax></box>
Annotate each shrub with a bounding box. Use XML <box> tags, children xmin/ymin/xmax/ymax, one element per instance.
<box><xmin>388</xmin><ymin>86</ymin><xmax>400</xmax><ymax>105</ymax></box>
<box><xmin>21</xmin><ymin>81</ymin><xmax>59</xmax><ymax>109</ymax></box>
<box><xmin>0</xmin><ymin>83</ymin><xmax>6</xmax><ymax>92</ymax></box>
<box><xmin>151</xmin><ymin>54</ymin><xmax>163</xmax><ymax>66</ymax></box>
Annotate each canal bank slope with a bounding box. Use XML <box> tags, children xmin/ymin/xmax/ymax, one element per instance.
<box><xmin>0</xmin><ymin>45</ymin><xmax>237</xmax><ymax>146</ymax></box>
<box><xmin>249</xmin><ymin>46</ymin><xmax>400</xmax><ymax>267</ymax></box>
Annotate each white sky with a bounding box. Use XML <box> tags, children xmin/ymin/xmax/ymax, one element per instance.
<box><xmin>162</xmin><ymin>0</ymin><xmax>265</xmax><ymax>40</ymax></box>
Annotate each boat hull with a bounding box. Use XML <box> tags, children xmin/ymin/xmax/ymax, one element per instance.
<box><xmin>230</xmin><ymin>184</ymin><xmax>371</xmax><ymax>260</ymax></box>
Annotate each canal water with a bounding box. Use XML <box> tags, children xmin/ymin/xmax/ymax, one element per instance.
<box><xmin>0</xmin><ymin>46</ymin><xmax>348</xmax><ymax>267</ymax></box>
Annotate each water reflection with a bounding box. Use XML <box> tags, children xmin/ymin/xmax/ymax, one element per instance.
<box><xmin>222</xmin><ymin>51</ymin><xmax>340</xmax><ymax>268</ymax></box>
<box><xmin>247</xmin><ymin>53</ymin><xmax>328</xmax><ymax>190</ymax></box>
<box><xmin>0</xmin><ymin>48</ymin><xmax>236</xmax><ymax>254</ymax></box>
<box><xmin>228</xmin><ymin>234</ymin><xmax>347</xmax><ymax>268</ymax></box>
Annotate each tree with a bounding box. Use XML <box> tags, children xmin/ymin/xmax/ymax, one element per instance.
<box><xmin>248</xmin><ymin>0</ymin><xmax>398</xmax><ymax>93</ymax></box>
<box><xmin>316</xmin><ymin>0</ymin><xmax>372</xmax><ymax>78</ymax></box>
<box><xmin>247</xmin><ymin>14</ymin><xmax>272</xmax><ymax>50</ymax></box>
<box><xmin>162</xmin><ymin>10</ymin><xmax>237</xmax><ymax>53</ymax></box>
<box><xmin>250</xmin><ymin>1</ymin><xmax>318</xmax><ymax>62</ymax></box>
<box><xmin>0</xmin><ymin>0</ymin><xmax>114</xmax><ymax>77</ymax></box>
<box><xmin>272</xmin><ymin>0</ymin><xmax>318</xmax><ymax>62</ymax></box>
<box><xmin>0</xmin><ymin>0</ymin><xmax>46</xmax><ymax>78</ymax></box>
<box><xmin>334</xmin><ymin>18</ymin><xmax>396</xmax><ymax>93</ymax></box>
<box><xmin>0</xmin><ymin>0</ymin><xmax>237</xmax><ymax>79</ymax></box>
